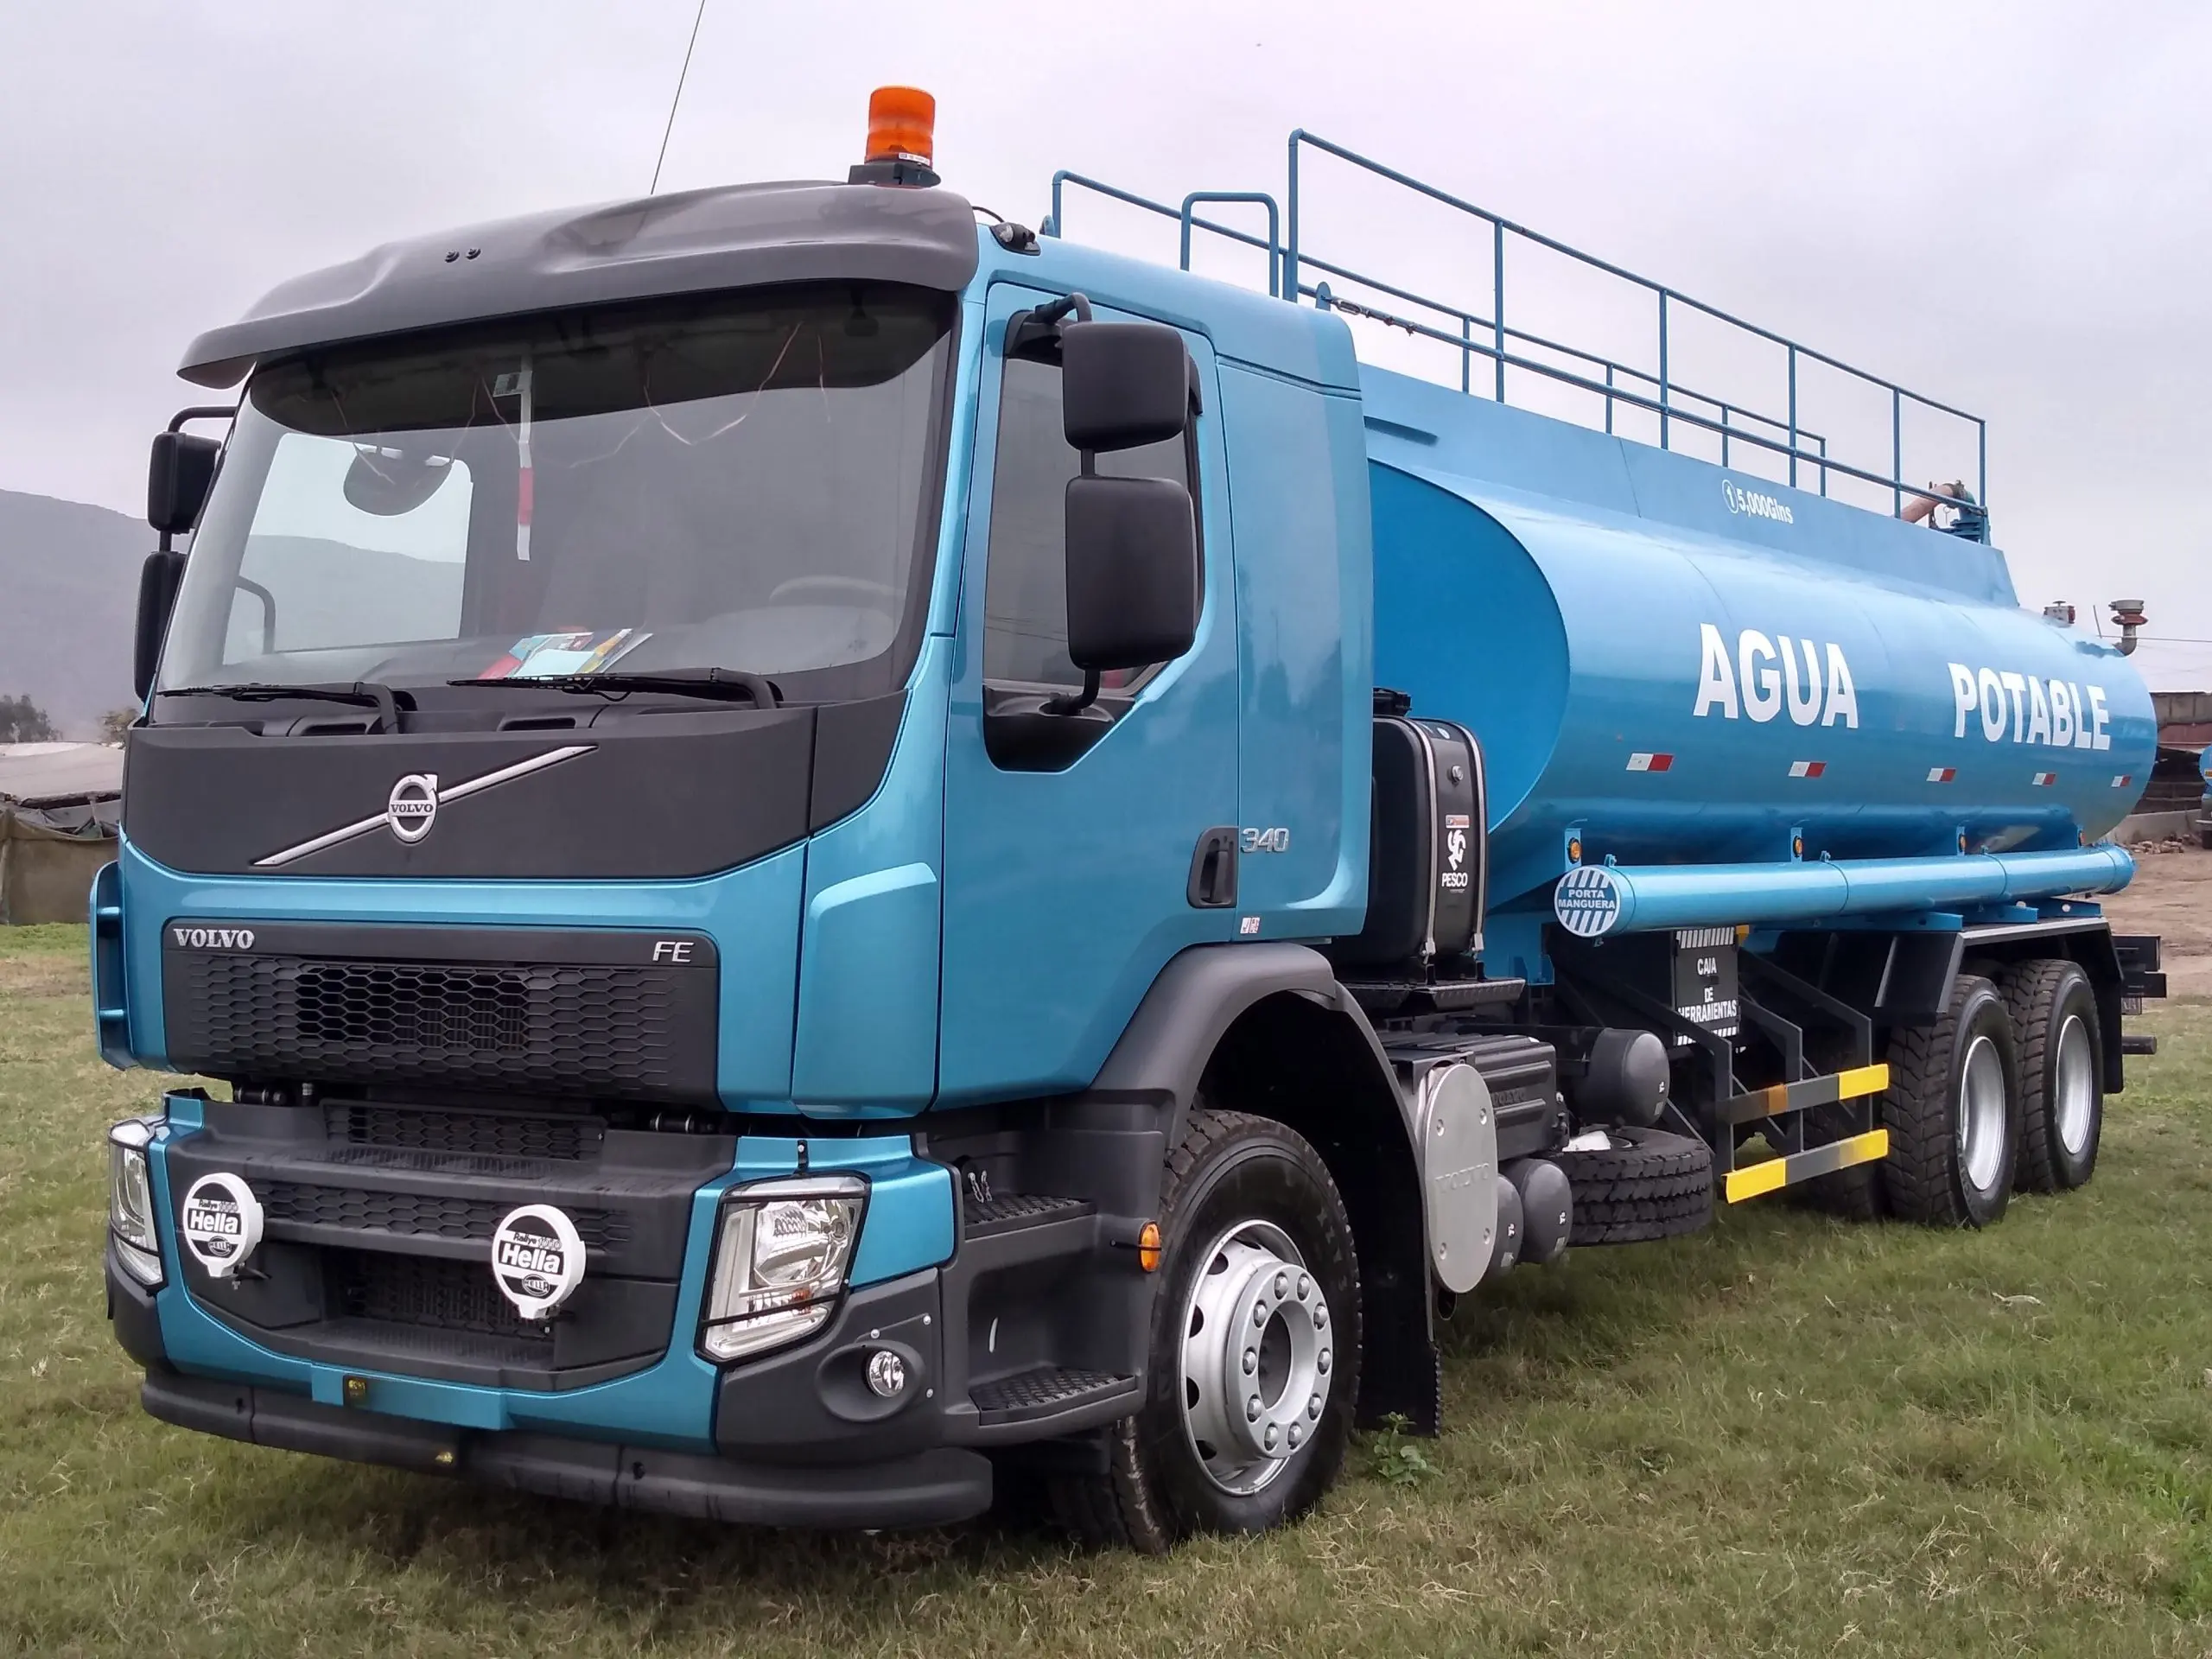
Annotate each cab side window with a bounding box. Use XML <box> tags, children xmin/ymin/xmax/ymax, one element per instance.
<box><xmin>982</xmin><ymin>352</ymin><xmax>1195</xmax><ymax>692</ymax></box>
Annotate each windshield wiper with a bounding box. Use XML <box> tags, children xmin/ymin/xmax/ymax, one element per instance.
<box><xmin>453</xmin><ymin>668</ymin><xmax>783</xmax><ymax>708</ymax></box>
<box><xmin>164</xmin><ymin>681</ymin><xmax>405</xmax><ymax>731</ymax></box>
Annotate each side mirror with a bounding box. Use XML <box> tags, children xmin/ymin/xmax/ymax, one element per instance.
<box><xmin>1064</xmin><ymin>475</ymin><xmax>1198</xmax><ymax>675</ymax></box>
<box><xmin>1060</xmin><ymin>321</ymin><xmax>1191</xmax><ymax>451</ymax></box>
<box><xmin>147</xmin><ymin>430</ymin><xmax>221</xmax><ymax>537</ymax></box>
<box><xmin>133</xmin><ymin>550</ymin><xmax>187</xmax><ymax>701</ymax></box>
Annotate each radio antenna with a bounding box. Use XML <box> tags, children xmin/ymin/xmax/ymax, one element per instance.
<box><xmin>648</xmin><ymin>0</ymin><xmax>709</xmax><ymax>195</ymax></box>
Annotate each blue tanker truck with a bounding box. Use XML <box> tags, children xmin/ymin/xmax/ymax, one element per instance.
<box><xmin>97</xmin><ymin>92</ymin><xmax>2166</xmax><ymax>1548</ymax></box>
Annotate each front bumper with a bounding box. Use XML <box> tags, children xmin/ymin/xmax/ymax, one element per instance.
<box><xmin>108</xmin><ymin>1100</ymin><xmax>1148</xmax><ymax>1527</ymax></box>
<box><xmin>139</xmin><ymin>1363</ymin><xmax>992</xmax><ymax>1529</ymax></box>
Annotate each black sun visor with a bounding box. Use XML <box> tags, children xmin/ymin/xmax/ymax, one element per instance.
<box><xmin>178</xmin><ymin>181</ymin><xmax>981</xmax><ymax>388</ymax></box>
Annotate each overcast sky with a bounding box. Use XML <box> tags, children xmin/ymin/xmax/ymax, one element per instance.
<box><xmin>3</xmin><ymin>0</ymin><xmax>2206</xmax><ymax>686</ymax></box>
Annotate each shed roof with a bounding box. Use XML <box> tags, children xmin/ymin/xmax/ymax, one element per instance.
<box><xmin>0</xmin><ymin>741</ymin><xmax>124</xmax><ymax>807</ymax></box>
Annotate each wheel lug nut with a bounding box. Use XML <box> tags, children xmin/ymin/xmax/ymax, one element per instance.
<box><xmin>1308</xmin><ymin>1393</ymin><xmax>1321</xmax><ymax>1419</ymax></box>
<box><xmin>1274</xmin><ymin>1271</ymin><xmax>1289</xmax><ymax>1299</ymax></box>
<box><xmin>1252</xmin><ymin>1303</ymin><xmax>1267</xmax><ymax>1326</ymax></box>
<box><xmin>1242</xmin><ymin>1348</ymin><xmax>1257</xmax><ymax>1376</ymax></box>
<box><xmin>1263</xmin><ymin>1425</ymin><xmax>1279</xmax><ymax>1452</ymax></box>
<box><xmin>1247</xmin><ymin>1395</ymin><xmax>1262</xmax><ymax>1421</ymax></box>
<box><xmin>1313</xmin><ymin>1305</ymin><xmax>1327</xmax><ymax>1328</ymax></box>
<box><xmin>1289</xmin><ymin>1423</ymin><xmax>1303</xmax><ymax>1447</ymax></box>
<box><xmin>1297</xmin><ymin>1274</ymin><xmax>1311</xmax><ymax>1300</ymax></box>
<box><xmin>1317</xmin><ymin>1349</ymin><xmax>1331</xmax><ymax>1374</ymax></box>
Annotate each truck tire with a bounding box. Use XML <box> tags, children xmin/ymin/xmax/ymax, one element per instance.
<box><xmin>1049</xmin><ymin>1106</ymin><xmax>1361</xmax><ymax>1553</ymax></box>
<box><xmin>2001</xmin><ymin>958</ymin><xmax>2103</xmax><ymax>1192</ymax></box>
<box><xmin>1879</xmin><ymin>973</ymin><xmax>2018</xmax><ymax>1226</ymax></box>
<box><xmin>1558</xmin><ymin>1126</ymin><xmax>1713</xmax><ymax>1245</ymax></box>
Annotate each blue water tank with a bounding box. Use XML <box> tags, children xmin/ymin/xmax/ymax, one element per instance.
<box><xmin>1358</xmin><ymin>367</ymin><xmax>2157</xmax><ymax>913</ymax></box>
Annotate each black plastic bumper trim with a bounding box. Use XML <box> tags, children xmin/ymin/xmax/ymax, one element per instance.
<box><xmin>139</xmin><ymin>1365</ymin><xmax>991</xmax><ymax>1529</ymax></box>
<box><xmin>106</xmin><ymin>1250</ymin><xmax>169</xmax><ymax>1368</ymax></box>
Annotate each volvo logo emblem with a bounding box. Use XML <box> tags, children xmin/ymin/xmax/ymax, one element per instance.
<box><xmin>386</xmin><ymin>773</ymin><xmax>440</xmax><ymax>843</ymax></box>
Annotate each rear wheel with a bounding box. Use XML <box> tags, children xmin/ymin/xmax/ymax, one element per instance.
<box><xmin>2003</xmin><ymin>958</ymin><xmax>2103</xmax><ymax>1192</ymax></box>
<box><xmin>1048</xmin><ymin>1106</ymin><xmax>1361</xmax><ymax>1553</ymax></box>
<box><xmin>1880</xmin><ymin>974</ymin><xmax>2019</xmax><ymax>1226</ymax></box>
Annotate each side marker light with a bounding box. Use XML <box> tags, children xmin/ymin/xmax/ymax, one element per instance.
<box><xmin>1137</xmin><ymin>1222</ymin><xmax>1162</xmax><ymax>1274</ymax></box>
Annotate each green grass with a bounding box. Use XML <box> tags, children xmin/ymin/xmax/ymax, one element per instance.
<box><xmin>5</xmin><ymin>923</ymin><xmax>2211</xmax><ymax>1656</ymax></box>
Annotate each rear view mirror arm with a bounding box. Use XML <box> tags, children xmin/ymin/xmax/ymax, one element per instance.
<box><xmin>235</xmin><ymin>576</ymin><xmax>276</xmax><ymax>654</ymax></box>
<box><xmin>1043</xmin><ymin>668</ymin><xmax>1103</xmax><ymax>717</ymax></box>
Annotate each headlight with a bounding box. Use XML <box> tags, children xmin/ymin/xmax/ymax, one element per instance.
<box><xmin>107</xmin><ymin>1118</ymin><xmax>164</xmax><ymax>1287</ymax></box>
<box><xmin>698</xmin><ymin>1175</ymin><xmax>865</xmax><ymax>1363</ymax></box>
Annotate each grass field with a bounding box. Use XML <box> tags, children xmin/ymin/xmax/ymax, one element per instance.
<box><xmin>5</xmin><ymin>919</ymin><xmax>2211</xmax><ymax>1656</ymax></box>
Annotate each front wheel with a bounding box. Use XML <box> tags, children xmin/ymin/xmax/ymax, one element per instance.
<box><xmin>1049</xmin><ymin>1107</ymin><xmax>1362</xmax><ymax>1553</ymax></box>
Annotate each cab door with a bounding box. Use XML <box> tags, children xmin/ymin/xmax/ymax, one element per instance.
<box><xmin>937</xmin><ymin>283</ymin><xmax>1241</xmax><ymax>1103</ymax></box>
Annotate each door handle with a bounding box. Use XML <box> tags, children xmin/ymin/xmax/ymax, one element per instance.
<box><xmin>1187</xmin><ymin>826</ymin><xmax>1239</xmax><ymax>909</ymax></box>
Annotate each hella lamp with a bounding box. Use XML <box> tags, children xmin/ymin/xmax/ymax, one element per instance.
<box><xmin>106</xmin><ymin>1118</ymin><xmax>164</xmax><ymax>1288</ymax></box>
<box><xmin>698</xmin><ymin>1175</ymin><xmax>865</xmax><ymax>1363</ymax></box>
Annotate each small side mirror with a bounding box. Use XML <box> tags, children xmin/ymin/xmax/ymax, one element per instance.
<box><xmin>1064</xmin><ymin>475</ymin><xmax>1198</xmax><ymax>673</ymax></box>
<box><xmin>148</xmin><ymin>430</ymin><xmax>221</xmax><ymax>537</ymax></box>
<box><xmin>1061</xmin><ymin>321</ymin><xmax>1191</xmax><ymax>452</ymax></box>
<box><xmin>133</xmin><ymin>550</ymin><xmax>187</xmax><ymax>701</ymax></box>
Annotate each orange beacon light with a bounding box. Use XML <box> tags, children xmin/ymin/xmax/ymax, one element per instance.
<box><xmin>850</xmin><ymin>86</ymin><xmax>939</xmax><ymax>187</ymax></box>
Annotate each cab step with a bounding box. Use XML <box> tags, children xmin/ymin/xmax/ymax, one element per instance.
<box><xmin>963</xmin><ymin>1191</ymin><xmax>1093</xmax><ymax>1237</ymax></box>
<box><xmin>969</xmin><ymin>1365</ymin><xmax>1136</xmax><ymax>1427</ymax></box>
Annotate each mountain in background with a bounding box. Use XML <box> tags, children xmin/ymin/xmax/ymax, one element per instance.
<box><xmin>0</xmin><ymin>488</ymin><xmax>145</xmax><ymax>737</ymax></box>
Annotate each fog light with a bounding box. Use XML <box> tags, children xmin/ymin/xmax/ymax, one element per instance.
<box><xmin>698</xmin><ymin>1175</ymin><xmax>866</xmax><ymax>1363</ymax></box>
<box><xmin>865</xmin><ymin>1349</ymin><xmax>908</xmax><ymax>1398</ymax></box>
<box><xmin>106</xmin><ymin>1118</ymin><xmax>163</xmax><ymax>1288</ymax></box>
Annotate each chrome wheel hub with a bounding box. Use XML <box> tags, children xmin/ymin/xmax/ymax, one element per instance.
<box><xmin>1959</xmin><ymin>1032</ymin><xmax>2007</xmax><ymax>1192</ymax></box>
<box><xmin>1178</xmin><ymin>1219</ymin><xmax>1332</xmax><ymax>1497</ymax></box>
<box><xmin>2054</xmin><ymin>1013</ymin><xmax>2096</xmax><ymax>1158</ymax></box>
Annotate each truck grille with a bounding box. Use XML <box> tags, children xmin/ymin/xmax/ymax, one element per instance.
<box><xmin>327</xmin><ymin>1249</ymin><xmax>551</xmax><ymax>1343</ymax></box>
<box><xmin>164</xmin><ymin>1096</ymin><xmax>727</xmax><ymax>1389</ymax></box>
<box><xmin>261</xmin><ymin>1181</ymin><xmax>630</xmax><ymax>1249</ymax></box>
<box><xmin>296</xmin><ymin>963</ymin><xmax>530</xmax><ymax>1054</ymax></box>
<box><xmin>162</xmin><ymin>928</ymin><xmax>719</xmax><ymax>1103</ymax></box>
<box><xmin>328</xmin><ymin>1103</ymin><xmax>601</xmax><ymax>1162</ymax></box>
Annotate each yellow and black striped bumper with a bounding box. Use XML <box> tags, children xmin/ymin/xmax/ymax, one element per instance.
<box><xmin>1722</xmin><ymin>1063</ymin><xmax>1891</xmax><ymax>1204</ymax></box>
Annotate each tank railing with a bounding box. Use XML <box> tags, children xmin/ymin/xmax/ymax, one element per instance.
<box><xmin>1178</xmin><ymin>193</ymin><xmax>1281</xmax><ymax>298</ymax></box>
<box><xmin>1044</xmin><ymin>154</ymin><xmax>1973</xmax><ymax>526</ymax></box>
<box><xmin>1300</xmin><ymin>281</ymin><xmax>1958</xmax><ymax>512</ymax></box>
<box><xmin>1046</xmin><ymin>172</ymin><xmax>1287</xmax><ymax>294</ymax></box>
<box><xmin>1284</xmin><ymin>130</ymin><xmax>1989</xmax><ymax>519</ymax></box>
<box><xmin>1046</xmin><ymin>170</ymin><xmax>1838</xmax><ymax>485</ymax></box>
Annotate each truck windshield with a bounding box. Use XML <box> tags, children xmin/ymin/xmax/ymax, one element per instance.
<box><xmin>159</xmin><ymin>282</ymin><xmax>955</xmax><ymax>703</ymax></box>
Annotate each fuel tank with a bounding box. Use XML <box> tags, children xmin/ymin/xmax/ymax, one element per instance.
<box><xmin>1358</xmin><ymin>367</ymin><xmax>2157</xmax><ymax>913</ymax></box>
